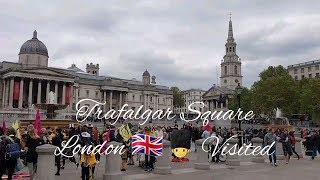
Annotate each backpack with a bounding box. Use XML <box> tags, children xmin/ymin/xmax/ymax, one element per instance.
<box><xmin>5</xmin><ymin>137</ymin><xmax>21</xmax><ymax>160</ymax></box>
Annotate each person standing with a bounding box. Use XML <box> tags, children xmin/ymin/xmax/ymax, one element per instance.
<box><xmin>52</xmin><ymin>128</ymin><xmax>63</xmax><ymax>175</ymax></box>
<box><xmin>25</xmin><ymin>125</ymin><xmax>41</xmax><ymax>180</ymax></box>
<box><xmin>264</xmin><ymin>128</ymin><xmax>278</xmax><ymax>166</ymax></box>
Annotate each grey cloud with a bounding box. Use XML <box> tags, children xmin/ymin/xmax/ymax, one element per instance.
<box><xmin>1</xmin><ymin>1</ymin><xmax>320</xmax><ymax>90</ymax></box>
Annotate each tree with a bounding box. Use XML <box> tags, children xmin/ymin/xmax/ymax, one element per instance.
<box><xmin>170</xmin><ymin>87</ymin><xmax>185</xmax><ymax>108</ymax></box>
<box><xmin>228</xmin><ymin>87</ymin><xmax>253</xmax><ymax>113</ymax></box>
<box><xmin>298</xmin><ymin>78</ymin><xmax>320</xmax><ymax>122</ymax></box>
<box><xmin>250</xmin><ymin>66</ymin><xmax>299</xmax><ymax>117</ymax></box>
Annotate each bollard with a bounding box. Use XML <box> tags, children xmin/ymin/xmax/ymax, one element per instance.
<box><xmin>194</xmin><ymin>139</ymin><xmax>211</xmax><ymax>170</ymax></box>
<box><xmin>36</xmin><ymin>144</ymin><xmax>57</xmax><ymax>180</ymax></box>
<box><xmin>251</xmin><ymin>137</ymin><xmax>265</xmax><ymax>163</ymax></box>
<box><xmin>225</xmin><ymin>137</ymin><xmax>240</xmax><ymax>166</ymax></box>
<box><xmin>154</xmin><ymin>140</ymin><xmax>171</xmax><ymax>174</ymax></box>
<box><xmin>103</xmin><ymin>141</ymin><xmax>125</xmax><ymax>180</ymax></box>
<box><xmin>276</xmin><ymin>142</ymin><xmax>285</xmax><ymax>160</ymax></box>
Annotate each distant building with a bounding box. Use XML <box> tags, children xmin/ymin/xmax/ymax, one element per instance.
<box><xmin>287</xmin><ymin>59</ymin><xmax>320</xmax><ymax>80</ymax></box>
<box><xmin>174</xmin><ymin>89</ymin><xmax>206</xmax><ymax>115</ymax></box>
<box><xmin>0</xmin><ymin>30</ymin><xmax>173</xmax><ymax>121</ymax></box>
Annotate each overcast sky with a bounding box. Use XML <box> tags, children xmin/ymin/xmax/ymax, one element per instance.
<box><xmin>1</xmin><ymin>1</ymin><xmax>320</xmax><ymax>90</ymax></box>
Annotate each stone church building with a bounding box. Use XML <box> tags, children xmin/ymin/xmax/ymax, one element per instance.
<box><xmin>0</xmin><ymin>30</ymin><xmax>173</xmax><ymax>120</ymax></box>
<box><xmin>202</xmin><ymin>17</ymin><xmax>243</xmax><ymax>113</ymax></box>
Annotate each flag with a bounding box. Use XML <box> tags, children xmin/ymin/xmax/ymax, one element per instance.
<box><xmin>33</xmin><ymin>109</ymin><xmax>42</xmax><ymax>136</ymax></box>
<box><xmin>118</xmin><ymin>124</ymin><xmax>132</xmax><ymax>142</ymax></box>
<box><xmin>12</xmin><ymin>120</ymin><xmax>20</xmax><ymax>130</ymax></box>
<box><xmin>131</xmin><ymin>134</ymin><xmax>163</xmax><ymax>156</ymax></box>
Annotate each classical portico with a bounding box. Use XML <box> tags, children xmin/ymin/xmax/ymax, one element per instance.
<box><xmin>101</xmin><ymin>86</ymin><xmax>128</xmax><ymax>111</ymax></box>
<box><xmin>2</xmin><ymin>68</ymin><xmax>74</xmax><ymax>109</ymax></box>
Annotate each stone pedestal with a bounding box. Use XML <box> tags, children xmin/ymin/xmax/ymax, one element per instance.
<box><xmin>154</xmin><ymin>140</ymin><xmax>171</xmax><ymax>174</ymax></box>
<box><xmin>194</xmin><ymin>139</ymin><xmax>211</xmax><ymax>170</ymax></box>
<box><xmin>225</xmin><ymin>137</ymin><xmax>240</xmax><ymax>166</ymax></box>
<box><xmin>251</xmin><ymin>137</ymin><xmax>265</xmax><ymax>163</ymax></box>
<box><xmin>103</xmin><ymin>141</ymin><xmax>125</xmax><ymax>180</ymax></box>
<box><xmin>276</xmin><ymin>142</ymin><xmax>285</xmax><ymax>160</ymax></box>
<box><xmin>36</xmin><ymin>144</ymin><xmax>57</xmax><ymax>180</ymax></box>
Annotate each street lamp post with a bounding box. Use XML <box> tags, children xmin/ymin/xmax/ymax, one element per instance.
<box><xmin>235</xmin><ymin>83</ymin><xmax>243</xmax><ymax>147</ymax></box>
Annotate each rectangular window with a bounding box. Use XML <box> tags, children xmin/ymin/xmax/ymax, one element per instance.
<box><xmin>132</xmin><ymin>94</ymin><xmax>135</xmax><ymax>101</ymax></box>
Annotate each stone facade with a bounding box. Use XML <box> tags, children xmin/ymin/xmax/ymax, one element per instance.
<box><xmin>174</xmin><ymin>89</ymin><xmax>205</xmax><ymax>114</ymax></box>
<box><xmin>287</xmin><ymin>59</ymin><xmax>320</xmax><ymax>80</ymax></box>
<box><xmin>0</xmin><ymin>31</ymin><xmax>173</xmax><ymax>120</ymax></box>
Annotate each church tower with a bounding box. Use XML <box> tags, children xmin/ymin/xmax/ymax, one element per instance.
<box><xmin>220</xmin><ymin>16</ymin><xmax>242</xmax><ymax>90</ymax></box>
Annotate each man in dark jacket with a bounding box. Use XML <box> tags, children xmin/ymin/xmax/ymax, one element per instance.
<box><xmin>52</xmin><ymin>128</ymin><xmax>63</xmax><ymax>175</ymax></box>
<box><xmin>0</xmin><ymin>128</ymin><xmax>21</xmax><ymax>180</ymax></box>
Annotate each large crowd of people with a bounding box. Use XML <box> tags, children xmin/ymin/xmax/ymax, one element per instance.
<box><xmin>0</xmin><ymin>122</ymin><xmax>319</xmax><ymax>180</ymax></box>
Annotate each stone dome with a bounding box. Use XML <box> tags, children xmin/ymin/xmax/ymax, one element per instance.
<box><xmin>19</xmin><ymin>30</ymin><xmax>48</xmax><ymax>57</ymax></box>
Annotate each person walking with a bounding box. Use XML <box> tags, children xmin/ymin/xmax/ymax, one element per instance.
<box><xmin>280</xmin><ymin>130</ymin><xmax>293</xmax><ymax>164</ymax></box>
<box><xmin>289</xmin><ymin>131</ymin><xmax>300</xmax><ymax>160</ymax></box>
<box><xmin>264</xmin><ymin>128</ymin><xmax>278</xmax><ymax>166</ymax></box>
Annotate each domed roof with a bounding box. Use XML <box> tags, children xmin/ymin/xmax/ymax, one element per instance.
<box><xmin>19</xmin><ymin>30</ymin><xmax>48</xmax><ymax>57</ymax></box>
<box><xmin>143</xmin><ymin>69</ymin><xmax>150</xmax><ymax>76</ymax></box>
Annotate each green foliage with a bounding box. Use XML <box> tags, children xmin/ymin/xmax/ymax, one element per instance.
<box><xmin>170</xmin><ymin>87</ymin><xmax>185</xmax><ymax>108</ymax></box>
<box><xmin>231</xmin><ymin>65</ymin><xmax>320</xmax><ymax>122</ymax></box>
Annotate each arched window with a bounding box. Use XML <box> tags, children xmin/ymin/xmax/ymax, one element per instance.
<box><xmin>233</xmin><ymin>47</ymin><xmax>235</xmax><ymax>52</ymax></box>
<box><xmin>224</xmin><ymin>66</ymin><xmax>227</xmax><ymax>75</ymax></box>
<box><xmin>234</xmin><ymin>65</ymin><xmax>237</xmax><ymax>75</ymax></box>
<box><xmin>229</xmin><ymin>47</ymin><xmax>232</xmax><ymax>52</ymax></box>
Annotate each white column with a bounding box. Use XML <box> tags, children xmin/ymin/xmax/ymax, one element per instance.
<box><xmin>28</xmin><ymin>79</ymin><xmax>33</xmax><ymax>106</ymax></box>
<box><xmin>119</xmin><ymin>92</ymin><xmax>122</xmax><ymax>109</ymax></box>
<box><xmin>2</xmin><ymin>80</ymin><xmax>6</xmax><ymax>107</ymax></box>
<box><xmin>37</xmin><ymin>80</ymin><xmax>41</xmax><ymax>104</ymax></box>
<box><xmin>46</xmin><ymin>81</ymin><xmax>50</xmax><ymax>103</ymax></box>
<box><xmin>18</xmin><ymin>78</ymin><xmax>24</xmax><ymax>108</ymax></box>
<box><xmin>5</xmin><ymin>80</ymin><xmax>9</xmax><ymax>107</ymax></box>
<box><xmin>9</xmin><ymin>78</ymin><xmax>14</xmax><ymax>108</ymax></box>
<box><xmin>55</xmin><ymin>82</ymin><xmax>58</xmax><ymax>103</ymax></box>
<box><xmin>62</xmin><ymin>83</ymin><xmax>66</xmax><ymax>105</ymax></box>
<box><xmin>109</xmin><ymin>91</ymin><xmax>113</xmax><ymax>109</ymax></box>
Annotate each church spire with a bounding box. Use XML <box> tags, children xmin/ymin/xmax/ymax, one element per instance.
<box><xmin>227</xmin><ymin>13</ymin><xmax>234</xmax><ymax>42</ymax></box>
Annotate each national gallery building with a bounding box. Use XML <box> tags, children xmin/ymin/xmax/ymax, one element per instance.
<box><xmin>0</xmin><ymin>31</ymin><xmax>173</xmax><ymax>121</ymax></box>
